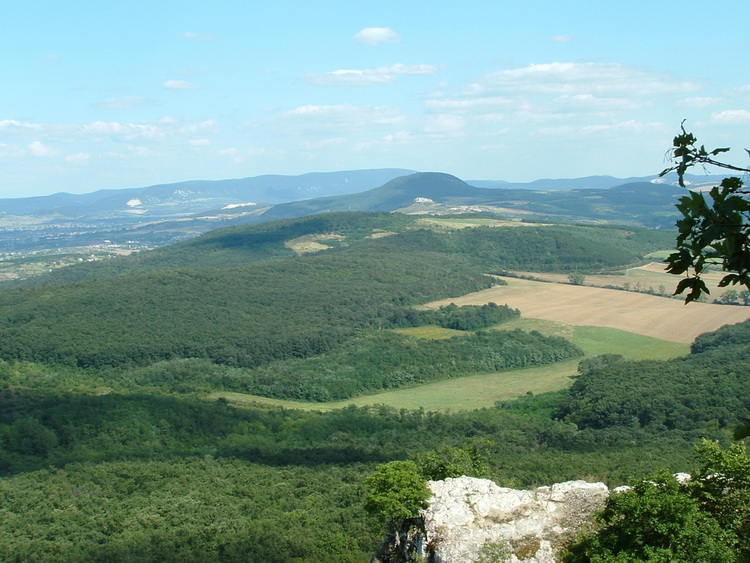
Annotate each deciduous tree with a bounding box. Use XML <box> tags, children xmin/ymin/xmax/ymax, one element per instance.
<box><xmin>660</xmin><ymin>122</ymin><xmax>750</xmax><ymax>303</ymax></box>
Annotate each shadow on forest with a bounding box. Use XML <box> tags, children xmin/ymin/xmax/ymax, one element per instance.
<box><xmin>0</xmin><ymin>387</ymin><xmax>391</xmax><ymax>476</ymax></box>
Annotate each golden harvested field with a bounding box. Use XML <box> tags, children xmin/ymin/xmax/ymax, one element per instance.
<box><xmin>425</xmin><ymin>277</ymin><xmax>750</xmax><ymax>343</ymax></box>
<box><xmin>514</xmin><ymin>261</ymin><xmax>737</xmax><ymax>299</ymax></box>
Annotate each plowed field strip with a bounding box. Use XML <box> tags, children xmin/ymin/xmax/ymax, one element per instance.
<box><xmin>425</xmin><ymin>278</ymin><xmax>750</xmax><ymax>343</ymax></box>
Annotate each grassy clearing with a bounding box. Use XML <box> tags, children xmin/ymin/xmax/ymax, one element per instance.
<box><xmin>208</xmin><ymin>360</ymin><xmax>580</xmax><ymax>412</ymax></box>
<box><xmin>211</xmin><ymin>320</ymin><xmax>688</xmax><ymax>412</ymax></box>
<box><xmin>501</xmin><ymin>318</ymin><xmax>689</xmax><ymax>360</ymax></box>
<box><xmin>415</xmin><ymin>217</ymin><xmax>541</xmax><ymax>230</ymax></box>
<box><xmin>393</xmin><ymin>326</ymin><xmax>464</xmax><ymax>339</ymax></box>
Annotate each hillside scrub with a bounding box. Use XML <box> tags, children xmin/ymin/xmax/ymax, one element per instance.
<box><xmin>226</xmin><ymin>329</ymin><xmax>583</xmax><ymax>402</ymax></box>
<box><xmin>556</xmin><ymin>323</ymin><xmax>750</xmax><ymax>433</ymax></box>
<box><xmin>0</xmin><ymin>215</ymin><xmax>672</xmax><ymax>377</ymax></box>
<box><xmin>3</xmin><ymin>315</ymin><xmax>750</xmax><ymax>559</ymax></box>
<box><xmin>563</xmin><ymin>440</ymin><xmax>750</xmax><ymax>561</ymax></box>
<box><xmin>1</xmin><ymin>211</ymin><xmax>744</xmax><ymax>560</ymax></box>
<box><xmin>0</xmin><ymin>250</ymin><xmax>496</xmax><ymax>369</ymax></box>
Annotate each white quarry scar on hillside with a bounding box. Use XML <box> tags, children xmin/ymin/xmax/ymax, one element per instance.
<box><xmin>425</xmin><ymin>278</ymin><xmax>750</xmax><ymax>344</ymax></box>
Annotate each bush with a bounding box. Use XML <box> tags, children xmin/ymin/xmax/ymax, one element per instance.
<box><xmin>364</xmin><ymin>461</ymin><xmax>430</xmax><ymax>528</ymax></box>
<box><xmin>562</xmin><ymin>472</ymin><xmax>735</xmax><ymax>562</ymax></box>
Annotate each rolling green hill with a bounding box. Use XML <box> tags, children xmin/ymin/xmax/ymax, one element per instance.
<box><xmin>257</xmin><ymin>173</ymin><xmax>686</xmax><ymax>228</ymax></box>
<box><xmin>1</xmin><ymin>209</ymin><xmax>749</xmax><ymax>561</ymax></box>
<box><xmin>0</xmin><ymin>214</ymin><xmax>673</xmax><ymax>389</ymax></box>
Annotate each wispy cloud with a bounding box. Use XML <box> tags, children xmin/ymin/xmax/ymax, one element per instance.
<box><xmin>536</xmin><ymin>120</ymin><xmax>662</xmax><ymax>139</ymax></box>
<box><xmin>81</xmin><ymin>118</ymin><xmax>217</xmax><ymax>141</ymax></box>
<box><xmin>163</xmin><ymin>80</ymin><xmax>201</xmax><ymax>90</ymax></box>
<box><xmin>0</xmin><ymin>143</ymin><xmax>24</xmax><ymax>159</ymax></box>
<box><xmin>93</xmin><ymin>96</ymin><xmax>156</xmax><ymax>109</ymax></box>
<box><xmin>676</xmin><ymin>96</ymin><xmax>722</xmax><ymax>109</ymax></box>
<box><xmin>470</xmin><ymin>62</ymin><xmax>700</xmax><ymax>96</ymax></box>
<box><xmin>710</xmin><ymin>109</ymin><xmax>750</xmax><ymax>124</ymax></box>
<box><xmin>426</xmin><ymin>96</ymin><xmax>518</xmax><ymax>112</ymax></box>
<box><xmin>182</xmin><ymin>31</ymin><xmax>215</xmax><ymax>41</ymax></box>
<box><xmin>217</xmin><ymin>146</ymin><xmax>278</xmax><ymax>163</ymax></box>
<box><xmin>0</xmin><ymin>119</ymin><xmax>43</xmax><ymax>132</ymax></box>
<box><xmin>28</xmin><ymin>141</ymin><xmax>59</xmax><ymax>157</ymax></box>
<box><xmin>280</xmin><ymin>104</ymin><xmax>405</xmax><ymax>131</ymax></box>
<box><xmin>724</xmin><ymin>84</ymin><xmax>750</xmax><ymax>97</ymax></box>
<box><xmin>65</xmin><ymin>152</ymin><xmax>91</xmax><ymax>163</ymax></box>
<box><xmin>305</xmin><ymin>63</ymin><xmax>437</xmax><ymax>86</ymax></box>
<box><xmin>421</xmin><ymin>62</ymin><xmax>703</xmax><ymax>135</ymax></box>
<box><xmin>424</xmin><ymin>114</ymin><xmax>466</xmax><ymax>134</ymax></box>
<box><xmin>552</xmin><ymin>35</ymin><xmax>573</xmax><ymax>43</ymax></box>
<box><xmin>353</xmin><ymin>27</ymin><xmax>400</xmax><ymax>45</ymax></box>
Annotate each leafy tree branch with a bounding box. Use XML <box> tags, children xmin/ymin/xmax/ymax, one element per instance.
<box><xmin>660</xmin><ymin>122</ymin><xmax>750</xmax><ymax>302</ymax></box>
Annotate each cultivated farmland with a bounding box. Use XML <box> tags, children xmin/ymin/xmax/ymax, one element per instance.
<box><xmin>425</xmin><ymin>277</ymin><xmax>750</xmax><ymax>343</ymax></box>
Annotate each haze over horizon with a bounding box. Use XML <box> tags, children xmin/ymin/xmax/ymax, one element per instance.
<box><xmin>1</xmin><ymin>0</ymin><xmax>748</xmax><ymax>199</ymax></box>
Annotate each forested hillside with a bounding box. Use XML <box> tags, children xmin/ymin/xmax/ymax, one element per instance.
<box><xmin>0</xmin><ymin>214</ymin><xmax>670</xmax><ymax>396</ymax></box>
<box><xmin>2</xmin><ymin>317</ymin><xmax>750</xmax><ymax>560</ymax></box>
<box><xmin>1</xmin><ymin>211</ymin><xmax>747</xmax><ymax>561</ymax></box>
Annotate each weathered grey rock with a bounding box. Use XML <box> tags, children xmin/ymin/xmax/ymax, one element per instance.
<box><xmin>419</xmin><ymin>476</ymin><xmax>609</xmax><ymax>563</ymax></box>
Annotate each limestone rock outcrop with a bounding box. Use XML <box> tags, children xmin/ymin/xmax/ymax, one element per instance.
<box><xmin>419</xmin><ymin>476</ymin><xmax>609</xmax><ymax>563</ymax></box>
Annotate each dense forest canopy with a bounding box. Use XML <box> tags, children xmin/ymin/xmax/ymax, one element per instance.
<box><xmin>0</xmin><ymin>214</ymin><xmax>671</xmax><ymax>379</ymax></box>
<box><xmin>3</xmin><ymin>316</ymin><xmax>750</xmax><ymax>559</ymax></box>
<box><xmin>1</xmin><ymin>211</ymin><xmax>747</xmax><ymax>560</ymax></box>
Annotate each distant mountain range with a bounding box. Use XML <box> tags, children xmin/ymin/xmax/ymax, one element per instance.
<box><xmin>0</xmin><ymin>168</ymin><xmax>729</xmax><ymax>253</ymax></box>
<box><xmin>0</xmin><ymin>169</ymin><xmax>417</xmax><ymax>220</ymax></box>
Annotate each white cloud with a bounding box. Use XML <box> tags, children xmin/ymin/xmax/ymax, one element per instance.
<box><xmin>65</xmin><ymin>152</ymin><xmax>91</xmax><ymax>163</ymax></box>
<box><xmin>426</xmin><ymin>96</ymin><xmax>520</xmax><ymax>112</ymax></box>
<box><xmin>0</xmin><ymin>143</ymin><xmax>24</xmax><ymax>159</ymax></box>
<box><xmin>93</xmin><ymin>96</ymin><xmax>155</xmax><ymax>109</ymax></box>
<box><xmin>353</xmin><ymin>131</ymin><xmax>414</xmax><ymax>152</ymax></box>
<box><xmin>353</xmin><ymin>27</ymin><xmax>400</xmax><ymax>45</ymax></box>
<box><xmin>710</xmin><ymin>109</ymin><xmax>750</xmax><ymax>124</ymax></box>
<box><xmin>188</xmin><ymin>138</ymin><xmax>211</xmax><ymax>146</ymax></box>
<box><xmin>163</xmin><ymin>80</ymin><xmax>201</xmax><ymax>90</ymax></box>
<box><xmin>179</xmin><ymin>119</ymin><xmax>218</xmax><ymax>133</ymax></box>
<box><xmin>40</xmin><ymin>54</ymin><xmax>60</xmax><ymax>62</ymax></box>
<box><xmin>536</xmin><ymin>120</ymin><xmax>661</xmax><ymax>138</ymax></box>
<box><xmin>82</xmin><ymin>121</ymin><xmax>164</xmax><ymax>141</ymax></box>
<box><xmin>280</xmin><ymin>104</ymin><xmax>405</xmax><ymax>131</ymax></box>
<box><xmin>551</xmin><ymin>94</ymin><xmax>640</xmax><ymax>111</ymax></box>
<box><xmin>305</xmin><ymin>63</ymin><xmax>437</xmax><ymax>86</ymax></box>
<box><xmin>471</xmin><ymin>62</ymin><xmax>700</xmax><ymax>97</ymax></box>
<box><xmin>421</xmin><ymin>62</ymin><xmax>701</xmax><ymax>135</ymax></box>
<box><xmin>424</xmin><ymin>114</ymin><xmax>466</xmax><ymax>134</ymax></box>
<box><xmin>81</xmin><ymin>118</ymin><xmax>217</xmax><ymax>142</ymax></box>
<box><xmin>127</xmin><ymin>145</ymin><xmax>161</xmax><ymax>158</ymax></box>
<box><xmin>676</xmin><ymin>96</ymin><xmax>722</xmax><ymax>108</ymax></box>
<box><xmin>724</xmin><ymin>84</ymin><xmax>750</xmax><ymax>96</ymax></box>
<box><xmin>0</xmin><ymin>119</ymin><xmax>43</xmax><ymax>131</ymax></box>
<box><xmin>552</xmin><ymin>35</ymin><xmax>573</xmax><ymax>43</ymax></box>
<box><xmin>182</xmin><ymin>32</ymin><xmax>215</xmax><ymax>41</ymax></box>
<box><xmin>217</xmin><ymin>146</ymin><xmax>276</xmax><ymax>163</ymax></box>
<box><xmin>28</xmin><ymin>141</ymin><xmax>58</xmax><ymax>157</ymax></box>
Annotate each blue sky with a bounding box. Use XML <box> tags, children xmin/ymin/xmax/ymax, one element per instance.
<box><xmin>1</xmin><ymin>0</ymin><xmax>748</xmax><ymax>198</ymax></box>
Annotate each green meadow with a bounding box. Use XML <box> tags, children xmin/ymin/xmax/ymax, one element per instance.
<box><xmin>212</xmin><ymin>319</ymin><xmax>689</xmax><ymax>412</ymax></box>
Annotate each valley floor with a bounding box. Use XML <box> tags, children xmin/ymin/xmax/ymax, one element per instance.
<box><xmin>214</xmin><ymin>275</ymin><xmax>716</xmax><ymax>412</ymax></box>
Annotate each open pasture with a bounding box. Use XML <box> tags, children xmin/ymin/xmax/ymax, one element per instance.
<box><xmin>426</xmin><ymin>277</ymin><xmax>750</xmax><ymax>343</ymax></box>
<box><xmin>213</xmin><ymin>322</ymin><xmax>688</xmax><ymax>412</ymax></box>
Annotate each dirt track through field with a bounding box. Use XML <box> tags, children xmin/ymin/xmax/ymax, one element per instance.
<box><xmin>426</xmin><ymin>278</ymin><xmax>750</xmax><ymax>343</ymax></box>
